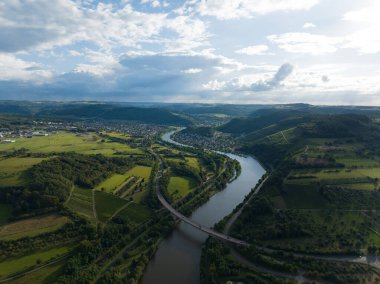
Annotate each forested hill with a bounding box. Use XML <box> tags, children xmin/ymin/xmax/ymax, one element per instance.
<box><xmin>207</xmin><ymin>108</ymin><xmax>377</xmax><ymax>168</ymax></box>
<box><xmin>38</xmin><ymin>104</ymin><xmax>191</xmax><ymax>126</ymax></box>
<box><xmin>217</xmin><ymin>109</ymin><xmax>307</xmax><ymax>135</ymax></box>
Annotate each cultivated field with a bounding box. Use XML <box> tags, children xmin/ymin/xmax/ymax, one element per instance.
<box><xmin>0</xmin><ymin>246</ymin><xmax>72</xmax><ymax>278</ymax></box>
<box><xmin>95</xmin><ymin>191</ymin><xmax>129</xmax><ymax>223</ymax></box>
<box><xmin>66</xmin><ymin>187</ymin><xmax>95</xmax><ymax>221</ymax></box>
<box><xmin>0</xmin><ymin>214</ymin><xmax>70</xmax><ymax>241</ymax></box>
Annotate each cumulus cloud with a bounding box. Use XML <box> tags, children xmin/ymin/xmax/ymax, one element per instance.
<box><xmin>268</xmin><ymin>33</ymin><xmax>342</xmax><ymax>55</ymax></box>
<box><xmin>0</xmin><ymin>0</ymin><xmax>208</xmax><ymax>53</ymax></box>
<box><xmin>303</xmin><ymin>22</ymin><xmax>316</xmax><ymax>29</ymax></box>
<box><xmin>0</xmin><ymin>54</ymin><xmax>52</xmax><ymax>82</ymax></box>
<box><xmin>250</xmin><ymin>63</ymin><xmax>294</xmax><ymax>91</ymax></box>
<box><xmin>196</xmin><ymin>0</ymin><xmax>320</xmax><ymax>20</ymax></box>
<box><xmin>235</xmin><ymin>45</ymin><xmax>269</xmax><ymax>55</ymax></box>
<box><xmin>342</xmin><ymin>1</ymin><xmax>380</xmax><ymax>54</ymax></box>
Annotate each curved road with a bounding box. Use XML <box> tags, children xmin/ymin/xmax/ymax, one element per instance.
<box><xmin>155</xmin><ymin>175</ymin><xmax>249</xmax><ymax>246</ymax></box>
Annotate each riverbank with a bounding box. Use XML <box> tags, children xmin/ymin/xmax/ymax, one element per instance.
<box><xmin>141</xmin><ymin>130</ymin><xmax>265</xmax><ymax>284</ymax></box>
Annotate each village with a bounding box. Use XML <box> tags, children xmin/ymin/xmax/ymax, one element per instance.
<box><xmin>0</xmin><ymin>117</ymin><xmax>168</xmax><ymax>144</ymax></box>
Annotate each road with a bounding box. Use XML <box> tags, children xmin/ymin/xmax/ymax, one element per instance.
<box><xmin>155</xmin><ymin>174</ymin><xmax>249</xmax><ymax>246</ymax></box>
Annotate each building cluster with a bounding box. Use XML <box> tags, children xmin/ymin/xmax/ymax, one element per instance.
<box><xmin>173</xmin><ymin>131</ymin><xmax>236</xmax><ymax>152</ymax></box>
<box><xmin>0</xmin><ymin>118</ymin><xmax>167</xmax><ymax>143</ymax></box>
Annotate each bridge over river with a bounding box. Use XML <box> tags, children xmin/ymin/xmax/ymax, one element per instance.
<box><xmin>155</xmin><ymin>176</ymin><xmax>249</xmax><ymax>246</ymax></box>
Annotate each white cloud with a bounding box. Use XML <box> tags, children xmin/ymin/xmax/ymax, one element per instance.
<box><xmin>73</xmin><ymin>49</ymin><xmax>122</xmax><ymax>77</ymax></box>
<box><xmin>141</xmin><ymin>0</ymin><xmax>161</xmax><ymax>8</ymax></box>
<box><xmin>303</xmin><ymin>22</ymin><xmax>316</xmax><ymax>29</ymax></box>
<box><xmin>342</xmin><ymin>1</ymin><xmax>380</xmax><ymax>54</ymax></box>
<box><xmin>196</xmin><ymin>0</ymin><xmax>320</xmax><ymax>20</ymax></box>
<box><xmin>0</xmin><ymin>53</ymin><xmax>52</xmax><ymax>82</ymax></box>
<box><xmin>0</xmin><ymin>0</ymin><xmax>208</xmax><ymax>54</ymax></box>
<box><xmin>182</xmin><ymin>68</ymin><xmax>202</xmax><ymax>74</ymax></box>
<box><xmin>235</xmin><ymin>45</ymin><xmax>269</xmax><ymax>55</ymax></box>
<box><xmin>268</xmin><ymin>33</ymin><xmax>342</xmax><ymax>55</ymax></box>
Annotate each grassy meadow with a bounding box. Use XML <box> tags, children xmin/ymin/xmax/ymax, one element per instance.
<box><xmin>167</xmin><ymin>176</ymin><xmax>196</xmax><ymax>200</ymax></box>
<box><xmin>0</xmin><ymin>132</ymin><xmax>142</xmax><ymax>156</ymax></box>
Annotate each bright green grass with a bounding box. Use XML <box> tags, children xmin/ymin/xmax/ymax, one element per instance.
<box><xmin>118</xmin><ymin>203</ymin><xmax>151</xmax><ymax>225</ymax></box>
<box><xmin>96</xmin><ymin>173</ymin><xmax>130</xmax><ymax>192</ymax></box>
<box><xmin>0</xmin><ymin>157</ymin><xmax>49</xmax><ymax>186</ymax></box>
<box><xmin>126</xmin><ymin>166</ymin><xmax>151</xmax><ymax>180</ymax></box>
<box><xmin>0</xmin><ymin>246</ymin><xmax>72</xmax><ymax>277</ymax></box>
<box><xmin>167</xmin><ymin>176</ymin><xmax>196</xmax><ymax>199</ymax></box>
<box><xmin>95</xmin><ymin>191</ymin><xmax>129</xmax><ymax>223</ymax></box>
<box><xmin>336</xmin><ymin>158</ymin><xmax>379</xmax><ymax>167</ymax></box>
<box><xmin>9</xmin><ymin>259</ymin><xmax>66</xmax><ymax>284</ymax></box>
<box><xmin>0</xmin><ymin>132</ymin><xmax>142</xmax><ymax>156</ymax></box>
<box><xmin>185</xmin><ymin>157</ymin><xmax>200</xmax><ymax>171</ymax></box>
<box><xmin>0</xmin><ymin>203</ymin><xmax>12</xmax><ymax>226</ymax></box>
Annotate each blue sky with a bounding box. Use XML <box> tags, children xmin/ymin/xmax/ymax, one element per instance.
<box><xmin>0</xmin><ymin>0</ymin><xmax>379</xmax><ymax>104</ymax></box>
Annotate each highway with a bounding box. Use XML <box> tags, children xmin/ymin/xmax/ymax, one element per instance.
<box><xmin>155</xmin><ymin>174</ymin><xmax>249</xmax><ymax>246</ymax></box>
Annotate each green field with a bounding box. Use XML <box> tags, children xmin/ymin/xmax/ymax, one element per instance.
<box><xmin>0</xmin><ymin>132</ymin><xmax>142</xmax><ymax>156</ymax></box>
<box><xmin>126</xmin><ymin>166</ymin><xmax>152</xmax><ymax>179</ymax></box>
<box><xmin>118</xmin><ymin>203</ymin><xmax>151</xmax><ymax>225</ymax></box>
<box><xmin>95</xmin><ymin>191</ymin><xmax>129</xmax><ymax>222</ymax></box>
<box><xmin>0</xmin><ymin>204</ymin><xmax>12</xmax><ymax>226</ymax></box>
<box><xmin>66</xmin><ymin>187</ymin><xmax>95</xmax><ymax>221</ymax></box>
<box><xmin>0</xmin><ymin>246</ymin><xmax>72</xmax><ymax>277</ymax></box>
<box><xmin>8</xmin><ymin>259</ymin><xmax>66</xmax><ymax>284</ymax></box>
<box><xmin>95</xmin><ymin>166</ymin><xmax>151</xmax><ymax>193</ymax></box>
<box><xmin>185</xmin><ymin>157</ymin><xmax>200</xmax><ymax>171</ymax></box>
<box><xmin>96</xmin><ymin>173</ymin><xmax>131</xmax><ymax>192</ymax></box>
<box><xmin>0</xmin><ymin>157</ymin><xmax>49</xmax><ymax>186</ymax></box>
<box><xmin>167</xmin><ymin>176</ymin><xmax>196</xmax><ymax>199</ymax></box>
<box><xmin>0</xmin><ymin>214</ymin><xmax>70</xmax><ymax>241</ymax></box>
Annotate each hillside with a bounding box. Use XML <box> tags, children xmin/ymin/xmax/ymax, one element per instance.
<box><xmin>38</xmin><ymin>104</ymin><xmax>192</xmax><ymax>126</ymax></box>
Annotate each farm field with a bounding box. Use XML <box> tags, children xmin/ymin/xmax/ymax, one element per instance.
<box><xmin>95</xmin><ymin>191</ymin><xmax>129</xmax><ymax>222</ymax></box>
<box><xmin>66</xmin><ymin>187</ymin><xmax>95</xmax><ymax>221</ymax></box>
<box><xmin>0</xmin><ymin>157</ymin><xmax>49</xmax><ymax>186</ymax></box>
<box><xmin>0</xmin><ymin>132</ymin><xmax>142</xmax><ymax>156</ymax></box>
<box><xmin>96</xmin><ymin>173</ymin><xmax>131</xmax><ymax>192</ymax></box>
<box><xmin>117</xmin><ymin>203</ymin><xmax>151</xmax><ymax>225</ymax></box>
<box><xmin>8</xmin><ymin>259</ymin><xmax>66</xmax><ymax>284</ymax></box>
<box><xmin>0</xmin><ymin>246</ymin><xmax>72</xmax><ymax>278</ymax></box>
<box><xmin>126</xmin><ymin>165</ymin><xmax>151</xmax><ymax>180</ymax></box>
<box><xmin>167</xmin><ymin>176</ymin><xmax>196</xmax><ymax>199</ymax></box>
<box><xmin>0</xmin><ymin>214</ymin><xmax>70</xmax><ymax>241</ymax></box>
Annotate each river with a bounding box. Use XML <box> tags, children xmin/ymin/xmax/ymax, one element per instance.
<box><xmin>141</xmin><ymin>131</ymin><xmax>266</xmax><ymax>284</ymax></box>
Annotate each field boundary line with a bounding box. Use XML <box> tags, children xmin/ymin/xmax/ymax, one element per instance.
<box><xmin>92</xmin><ymin>189</ymin><xmax>98</xmax><ymax>222</ymax></box>
<box><xmin>106</xmin><ymin>201</ymin><xmax>132</xmax><ymax>223</ymax></box>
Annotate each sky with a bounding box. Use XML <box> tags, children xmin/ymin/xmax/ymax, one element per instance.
<box><xmin>0</xmin><ymin>0</ymin><xmax>380</xmax><ymax>105</ymax></box>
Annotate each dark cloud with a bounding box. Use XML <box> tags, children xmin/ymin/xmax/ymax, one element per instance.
<box><xmin>0</xmin><ymin>54</ymin><xmax>227</xmax><ymax>101</ymax></box>
<box><xmin>0</xmin><ymin>27</ymin><xmax>59</xmax><ymax>52</ymax></box>
<box><xmin>250</xmin><ymin>63</ymin><xmax>294</xmax><ymax>91</ymax></box>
